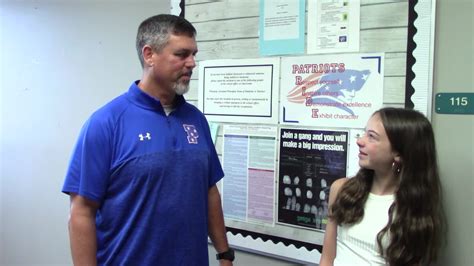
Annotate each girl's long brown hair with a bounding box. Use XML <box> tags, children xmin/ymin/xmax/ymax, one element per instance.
<box><xmin>330</xmin><ymin>108</ymin><xmax>446</xmax><ymax>266</ymax></box>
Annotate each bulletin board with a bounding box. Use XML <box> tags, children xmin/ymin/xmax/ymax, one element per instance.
<box><xmin>184</xmin><ymin>0</ymin><xmax>437</xmax><ymax>264</ymax></box>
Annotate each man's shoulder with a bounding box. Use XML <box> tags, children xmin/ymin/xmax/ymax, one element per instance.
<box><xmin>183</xmin><ymin>101</ymin><xmax>203</xmax><ymax>114</ymax></box>
<box><xmin>179</xmin><ymin>99</ymin><xmax>206</xmax><ymax>118</ymax></box>
<box><xmin>93</xmin><ymin>93</ymin><xmax>129</xmax><ymax>116</ymax></box>
<box><xmin>87</xmin><ymin>92</ymin><xmax>131</xmax><ymax>126</ymax></box>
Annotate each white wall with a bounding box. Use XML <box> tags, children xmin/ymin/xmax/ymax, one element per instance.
<box><xmin>432</xmin><ymin>0</ymin><xmax>473</xmax><ymax>266</ymax></box>
<box><xmin>0</xmin><ymin>1</ymin><xmax>169</xmax><ymax>264</ymax></box>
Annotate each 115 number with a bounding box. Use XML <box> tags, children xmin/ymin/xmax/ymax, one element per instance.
<box><xmin>449</xmin><ymin>97</ymin><xmax>468</xmax><ymax>106</ymax></box>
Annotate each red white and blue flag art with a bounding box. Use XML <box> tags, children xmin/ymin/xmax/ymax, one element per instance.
<box><xmin>280</xmin><ymin>54</ymin><xmax>384</xmax><ymax>128</ymax></box>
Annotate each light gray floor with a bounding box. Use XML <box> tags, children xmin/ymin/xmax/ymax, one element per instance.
<box><xmin>208</xmin><ymin>245</ymin><xmax>305</xmax><ymax>266</ymax></box>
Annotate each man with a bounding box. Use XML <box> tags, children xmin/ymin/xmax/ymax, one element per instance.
<box><xmin>62</xmin><ymin>14</ymin><xmax>234</xmax><ymax>265</ymax></box>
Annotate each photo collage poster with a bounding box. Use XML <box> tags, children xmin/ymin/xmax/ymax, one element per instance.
<box><xmin>278</xmin><ymin>128</ymin><xmax>348</xmax><ymax>230</ymax></box>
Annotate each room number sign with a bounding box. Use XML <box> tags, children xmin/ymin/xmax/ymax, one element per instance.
<box><xmin>435</xmin><ymin>93</ymin><xmax>474</xmax><ymax>115</ymax></box>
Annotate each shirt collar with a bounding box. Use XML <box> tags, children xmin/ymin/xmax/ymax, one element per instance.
<box><xmin>127</xmin><ymin>80</ymin><xmax>186</xmax><ymax>112</ymax></box>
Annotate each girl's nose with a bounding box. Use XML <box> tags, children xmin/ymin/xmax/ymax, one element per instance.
<box><xmin>356</xmin><ymin>133</ymin><xmax>365</xmax><ymax>147</ymax></box>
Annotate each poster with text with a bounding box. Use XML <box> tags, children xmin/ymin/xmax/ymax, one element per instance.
<box><xmin>280</xmin><ymin>53</ymin><xmax>384</xmax><ymax>128</ymax></box>
<box><xmin>278</xmin><ymin>128</ymin><xmax>347</xmax><ymax>230</ymax></box>
<box><xmin>199</xmin><ymin>58</ymin><xmax>280</xmax><ymax>124</ymax></box>
<box><xmin>307</xmin><ymin>0</ymin><xmax>360</xmax><ymax>54</ymax></box>
<box><xmin>222</xmin><ymin>125</ymin><xmax>278</xmax><ymax>225</ymax></box>
<box><xmin>259</xmin><ymin>0</ymin><xmax>306</xmax><ymax>56</ymax></box>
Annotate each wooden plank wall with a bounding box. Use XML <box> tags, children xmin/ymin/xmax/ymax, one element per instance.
<box><xmin>184</xmin><ymin>0</ymin><xmax>409</xmax><ymax>248</ymax></box>
<box><xmin>186</xmin><ymin>0</ymin><xmax>408</xmax><ymax>160</ymax></box>
<box><xmin>186</xmin><ymin>0</ymin><xmax>408</xmax><ymax>105</ymax></box>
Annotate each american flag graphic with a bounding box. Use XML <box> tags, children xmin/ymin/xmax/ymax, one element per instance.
<box><xmin>287</xmin><ymin>69</ymin><xmax>371</xmax><ymax>115</ymax></box>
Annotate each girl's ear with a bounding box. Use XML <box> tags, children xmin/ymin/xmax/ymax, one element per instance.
<box><xmin>393</xmin><ymin>154</ymin><xmax>402</xmax><ymax>164</ymax></box>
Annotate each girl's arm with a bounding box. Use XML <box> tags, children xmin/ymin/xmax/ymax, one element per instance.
<box><xmin>319</xmin><ymin>178</ymin><xmax>348</xmax><ymax>266</ymax></box>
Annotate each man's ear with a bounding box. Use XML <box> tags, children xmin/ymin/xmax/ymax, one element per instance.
<box><xmin>142</xmin><ymin>45</ymin><xmax>154</xmax><ymax>67</ymax></box>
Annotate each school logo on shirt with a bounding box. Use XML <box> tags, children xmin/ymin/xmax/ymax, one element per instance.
<box><xmin>183</xmin><ymin>124</ymin><xmax>198</xmax><ymax>144</ymax></box>
<box><xmin>138</xmin><ymin>132</ymin><xmax>151</xmax><ymax>141</ymax></box>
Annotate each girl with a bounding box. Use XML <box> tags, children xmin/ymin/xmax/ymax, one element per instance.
<box><xmin>320</xmin><ymin>107</ymin><xmax>445</xmax><ymax>266</ymax></box>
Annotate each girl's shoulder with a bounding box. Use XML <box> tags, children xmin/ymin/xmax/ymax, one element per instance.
<box><xmin>328</xmin><ymin>177</ymin><xmax>350</xmax><ymax>203</ymax></box>
<box><xmin>331</xmin><ymin>177</ymin><xmax>349</xmax><ymax>192</ymax></box>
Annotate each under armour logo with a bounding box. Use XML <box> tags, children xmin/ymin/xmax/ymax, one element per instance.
<box><xmin>183</xmin><ymin>124</ymin><xmax>198</xmax><ymax>144</ymax></box>
<box><xmin>138</xmin><ymin>132</ymin><xmax>151</xmax><ymax>141</ymax></box>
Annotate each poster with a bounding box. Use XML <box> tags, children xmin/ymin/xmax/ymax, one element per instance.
<box><xmin>278</xmin><ymin>128</ymin><xmax>348</xmax><ymax>230</ymax></box>
<box><xmin>259</xmin><ymin>0</ymin><xmax>305</xmax><ymax>56</ymax></box>
<box><xmin>280</xmin><ymin>53</ymin><xmax>384</xmax><ymax>128</ymax></box>
<box><xmin>307</xmin><ymin>0</ymin><xmax>360</xmax><ymax>54</ymax></box>
<box><xmin>198</xmin><ymin>58</ymin><xmax>280</xmax><ymax>124</ymax></box>
<box><xmin>222</xmin><ymin>125</ymin><xmax>278</xmax><ymax>225</ymax></box>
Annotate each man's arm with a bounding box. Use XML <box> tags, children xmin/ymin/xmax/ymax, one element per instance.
<box><xmin>68</xmin><ymin>193</ymin><xmax>99</xmax><ymax>266</ymax></box>
<box><xmin>208</xmin><ymin>185</ymin><xmax>233</xmax><ymax>266</ymax></box>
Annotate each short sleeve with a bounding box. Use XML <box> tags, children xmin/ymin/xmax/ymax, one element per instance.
<box><xmin>200</xmin><ymin>115</ymin><xmax>224</xmax><ymax>187</ymax></box>
<box><xmin>62</xmin><ymin>114</ymin><xmax>113</xmax><ymax>203</ymax></box>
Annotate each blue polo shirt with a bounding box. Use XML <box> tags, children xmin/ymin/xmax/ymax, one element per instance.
<box><xmin>63</xmin><ymin>81</ymin><xmax>224</xmax><ymax>265</ymax></box>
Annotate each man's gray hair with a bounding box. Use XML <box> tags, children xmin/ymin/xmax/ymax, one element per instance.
<box><xmin>136</xmin><ymin>14</ymin><xmax>196</xmax><ymax>68</ymax></box>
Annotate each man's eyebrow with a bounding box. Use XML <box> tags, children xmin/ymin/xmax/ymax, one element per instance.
<box><xmin>175</xmin><ymin>48</ymin><xmax>198</xmax><ymax>54</ymax></box>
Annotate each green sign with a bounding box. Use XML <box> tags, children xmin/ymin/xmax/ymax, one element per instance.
<box><xmin>435</xmin><ymin>93</ymin><xmax>474</xmax><ymax>115</ymax></box>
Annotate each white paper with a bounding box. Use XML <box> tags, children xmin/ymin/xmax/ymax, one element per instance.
<box><xmin>263</xmin><ymin>0</ymin><xmax>300</xmax><ymax>41</ymax></box>
<box><xmin>308</xmin><ymin>0</ymin><xmax>360</xmax><ymax>54</ymax></box>
<box><xmin>198</xmin><ymin>58</ymin><xmax>280</xmax><ymax>124</ymax></box>
<box><xmin>280</xmin><ymin>53</ymin><xmax>384</xmax><ymax>128</ymax></box>
<box><xmin>222</xmin><ymin>125</ymin><xmax>278</xmax><ymax>225</ymax></box>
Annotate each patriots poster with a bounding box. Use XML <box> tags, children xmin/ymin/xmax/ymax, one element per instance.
<box><xmin>280</xmin><ymin>53</ymin><xmax>384</xmax><ymax>128</ymax></box>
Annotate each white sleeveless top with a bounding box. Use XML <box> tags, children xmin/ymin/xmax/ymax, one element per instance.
<box><xmin>334</xmin><ymin>193</ymin><xmax>394</xmax><ymax>266</ymax></box>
